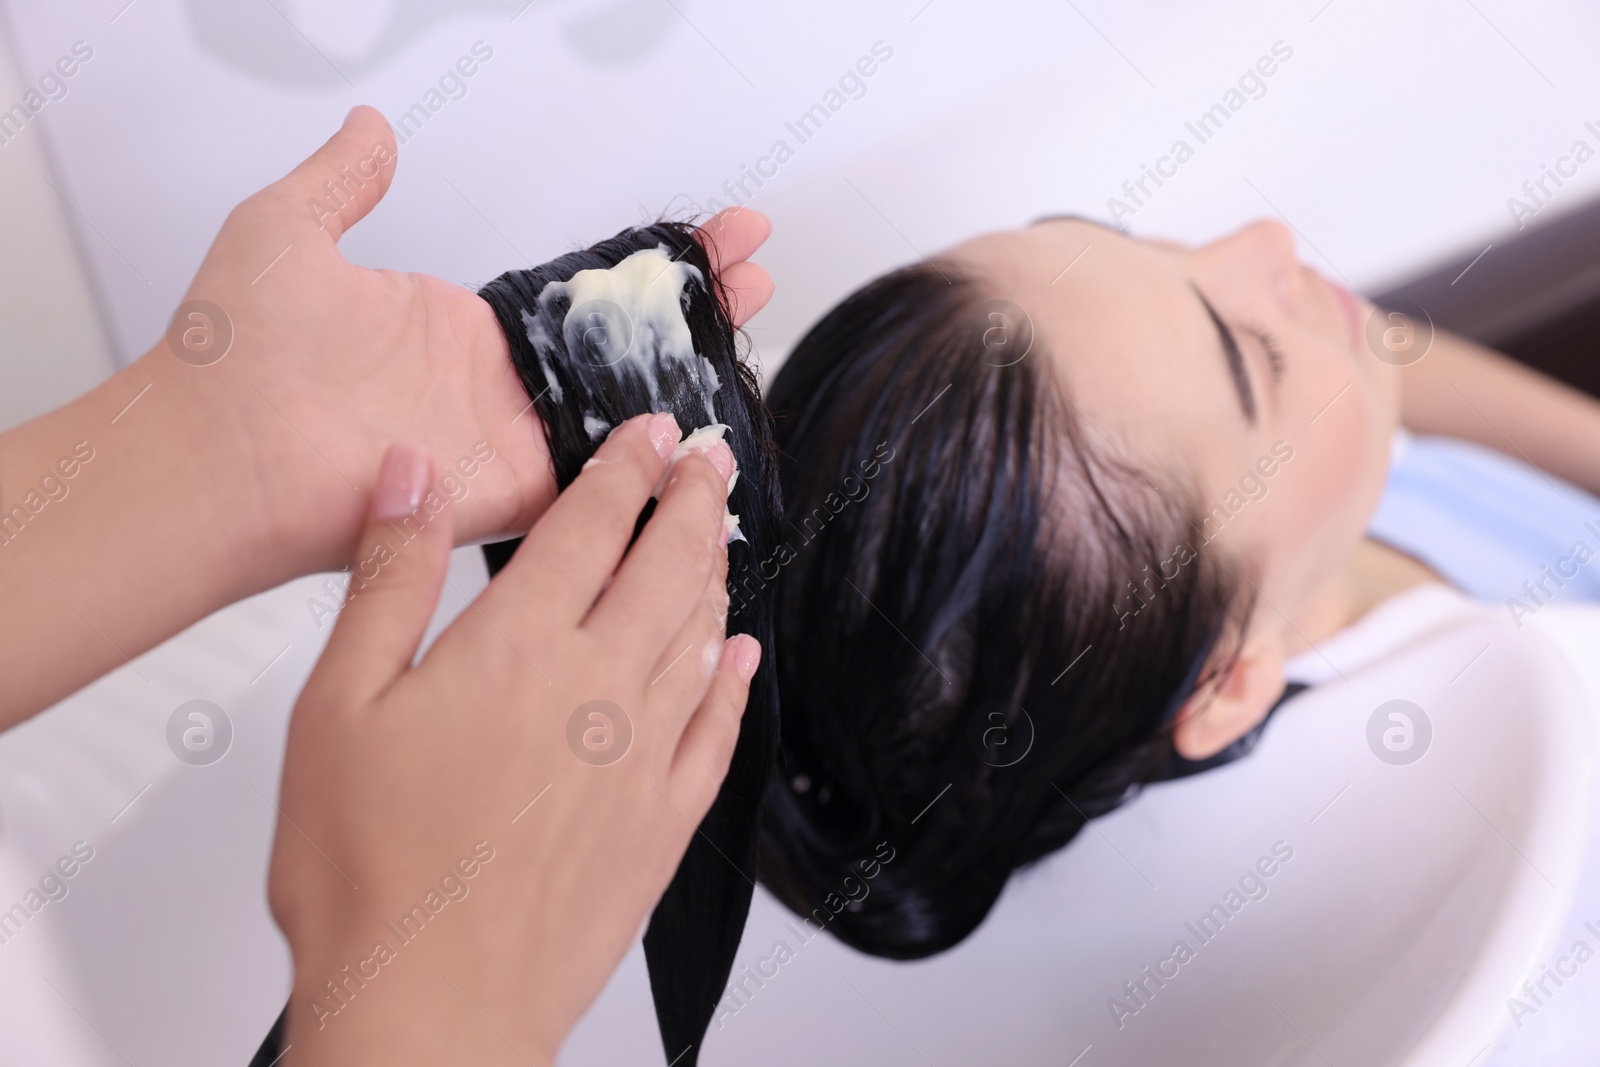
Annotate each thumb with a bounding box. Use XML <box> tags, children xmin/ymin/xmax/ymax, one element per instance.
<box><xmin>257</xmin><ymin>104</ymin><xmax>398</xmax><ymax>244</ymax></box>
<box><xmin>308</xmin><ymin>443</ymin><xmax>454</xmax><ymax>708</ymax></box>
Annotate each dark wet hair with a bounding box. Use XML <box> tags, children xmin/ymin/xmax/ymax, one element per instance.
<box><xmin>477</xmin><ymin>223</ymin><xmax>781</xmax><ymax>1066</ymax></box>
<box><xmin>757</xmin><ymin>261</ymin><xmax>1256</xmax><ymax>959</ymax></box>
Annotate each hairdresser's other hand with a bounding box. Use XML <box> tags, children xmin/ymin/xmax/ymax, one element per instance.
<box><xmin>140</xmin><ymin>106</ymin><xmax>774</xmax><ymax>584</ymax></box>
<box><xmin>694</xmin><ymin>205</ymin><xmax>774</xmax><ymax>330</ymax></box>
<box><xmin>270</xmin><ymin>413</ymin><xmax>760</xmax><ymax>1067</ymax></box>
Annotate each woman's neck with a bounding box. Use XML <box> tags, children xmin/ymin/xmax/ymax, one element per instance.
<box><xmin>1283</xmin><ymin>537</ymin><xmax>1449</xmax><ymax>659</ymax></box>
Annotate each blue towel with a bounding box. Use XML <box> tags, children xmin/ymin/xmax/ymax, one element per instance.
<box><xmin>1369</xmin><ymin>430</ymin><xmax>1600</xmax><ymax>623</ymax></box>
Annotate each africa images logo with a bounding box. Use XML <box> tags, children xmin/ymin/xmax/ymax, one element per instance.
<box><xmin>1365</xmin><ymin>699</ymin><xmax>1431</xmax><ymax>766</ymax></box>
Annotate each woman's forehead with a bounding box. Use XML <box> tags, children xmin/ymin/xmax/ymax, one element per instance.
<box><xmin>949</xmin><ymin>219</ymin><xmax>1183</xmax><ymax>305</ymax></box>
<box><xmin>950</xmin><ymin>221</ymin><xmax>1253</xmax><ymax>476</ymax></box>
<box><xmin>950</xmin><ymin>222</ymin><xmax>1198</xmax><ymax>362</ymax></box>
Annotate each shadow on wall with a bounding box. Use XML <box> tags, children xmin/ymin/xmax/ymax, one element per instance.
<box><xmin>177</xmin><ymin>0</ymin><xmax>683</xmax><ymax>84</ymax></box>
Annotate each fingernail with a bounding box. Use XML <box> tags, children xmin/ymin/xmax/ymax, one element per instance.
<box><xmin>705</xmin><ymin>441</ymin><xmax>735</xmax><ymax>482</ymax></box>
<box><xmin>648</xmin><ymin>412</ymin><xmax>681</xmax><ymax>461</ymax></box>
<box><xmin>344</xmin><ymin>105</ymin><xmax>361</xmax><ymax>124</ymax></box>
<box><xmin>730</xmin><ymin>635</ymin><xmax>761</xmax><ymax>682</ymax></box>
<box><xmin>371</xmin><ymin>443</ymin><xmax>431</xmax><ymax>521</ymax></box>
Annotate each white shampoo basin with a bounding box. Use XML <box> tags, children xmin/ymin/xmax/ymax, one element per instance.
<box><xmin>562</xmin><ymin>587</ymin><xmax>1596</xmax><ymax>1066</ymax></box>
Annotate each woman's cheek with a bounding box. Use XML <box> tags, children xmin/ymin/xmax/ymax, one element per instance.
<box><xmin>1247</xmin><ymin>391</ymin><xmax>1375</xmax><ymax>604</ymax></box>
<box><xmin>1305</xmin><ymin>381</ymin><xmax>1384</xmax><ymax>546</ymax></box>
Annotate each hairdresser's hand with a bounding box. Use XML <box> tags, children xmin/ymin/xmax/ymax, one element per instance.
<box><xmin>0</xmin><ymin>107</ymin><xmax>771</xmax><ymax>726</ymax></box>
<box><xmin>137</xmin><ymin>105</ymin><xmax>774</xmax><ymax>578</ymax></box>
<box><xmin>269</xmin><ymin>413</ymin><xmax>759</xmax><ymax>1067</ymax></box>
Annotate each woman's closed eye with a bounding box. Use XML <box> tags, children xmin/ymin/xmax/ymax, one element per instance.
<box><xmin>1241</xmin><ymin>324</ymin><xmax>1287</xmax><ymax>383</ymax></box>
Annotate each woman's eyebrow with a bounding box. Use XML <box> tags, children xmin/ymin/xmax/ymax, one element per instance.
<box><xmin>1192</xmin><ymin>285</ymin><xmax>1256</xmax><ymax>425</ymax></box>
<box><xmin>1028</xmin><ymin>218</ymin><xmax>1254</xmax><ymax>423</ymax></box>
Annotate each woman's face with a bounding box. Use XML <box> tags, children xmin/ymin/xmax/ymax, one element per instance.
<box><xmin>951</xmin><ymin>217</ymin><xmax>1401</xmax><ymax>641</ymax></box>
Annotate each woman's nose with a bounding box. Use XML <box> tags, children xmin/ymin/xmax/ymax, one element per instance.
<box><xmin>1209</xmin><ymin>219</ymin><xmax>1304</xmax><ymax>313</ymax></box>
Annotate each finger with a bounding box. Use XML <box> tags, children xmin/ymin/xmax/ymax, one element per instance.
<box><xmin>717</xmin><ymin>260</ymin><xmax>773</xmax><ymax>329</ymax></box>
<box><xmin>253</xmin><ymin>105</ymin><xmax>398</xmax><ymax>244</ymax></box>
<box><xmin>667</xmin><ymin>635</ymin><xmax>760</xmax><ymax>816</ymax></box>
<box><xmin>643</xmin><ymin>534</ymin><xmax>729</xmax><ymax>728</ymax></box>
<box><xmin>695</xmin><ymin>207</ymin><xmax>771</xmax><ymax>274</ymax></box>
<box><xmin>583</xmin><ymin>446</ymin><xmax>731</xmax><ymax>654</ymax></box>
<box><xmin>479</xmin><ymin>413</ymin><xmax>679</xmax><ymax>628</ymax></box>
<box><xmin>304</xmin><ymin>443</ymin><xmax>452</xmax><ymax>708</ymax></box>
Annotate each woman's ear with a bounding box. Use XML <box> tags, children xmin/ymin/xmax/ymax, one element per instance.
<box><xmin>1171</xmin><ymin>625</ymin><xmax>1287</xmax><ymax>760</ymax></box>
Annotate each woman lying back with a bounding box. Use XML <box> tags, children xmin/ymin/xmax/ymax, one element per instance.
<box><xmin>758</xmin><ymin>215</ymin><xmax>1600</xmax><ymax>958</ymax></box>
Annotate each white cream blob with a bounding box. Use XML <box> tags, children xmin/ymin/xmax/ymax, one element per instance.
<box><xmin>531</xmin><ymin>249</ymin><xmax>742</xmax><ymax>543</ymax></box>
<box><xmin>526</xmin><ymin>245</ymin><xmax>742</xmax><ymax>542</ymax></box>
<box><xmin>538</xmin><ymin>246</ymin><xmax>721</xmax><ymax>425</ymax></box>
<box><xmin>656</xmin><ymin>423</ymin><xmax>743</xmax><ymax>544</ymax></box>
<box><xmin>519</xmin><ymin>308</ymin><xmax>564</xmax><ymax>405</ymax></box>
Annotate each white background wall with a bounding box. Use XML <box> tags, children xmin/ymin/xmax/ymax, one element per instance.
<box><xmin>0</xmin><ymin>8</ymin><xmax>112</xmax><ymax>431</ymax></box>
<box><xmin>6</xmin><ymin>0</ymin><xmax>1600</xmax><ymax>381</ymax></box>
<box><xmin>2</xmin><ymin>1</ymin><xmax>1600</xmax><ymax>1064</ymax></box>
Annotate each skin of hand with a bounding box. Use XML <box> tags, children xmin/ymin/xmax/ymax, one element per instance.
<box><xmin>1398</xmin><ymin>325</ymin><xmax>1600</xmax><ymax>495</ymax></box>
<box><xmin>269</xmin><ymin>412</ymin><xmax>759</xmax><ymax>1066</ymax></box>
<box><xmin>0</xmin><ymin>104</ymin><xmax>772</xmax><ymax>725</ymax></box>
<box><xmin>173</xmin><ymin>105</ymin><xmax>774</xmax><ymax>565</ymax></box>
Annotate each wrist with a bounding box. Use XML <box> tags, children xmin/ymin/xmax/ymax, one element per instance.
<box><xmin>127</xmin><ymin>338</ymin><xmax>358</xmax><ymax>585</ymax></box>
<box><xmin>0</xmin><ymin>346</ymin><xmax>310</xmax><ymax>720</ymax></box>
<box><xmin>284</xmin><ymin>935</ymin><xmax>559</xmax><ymax>1067</ymax></box>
